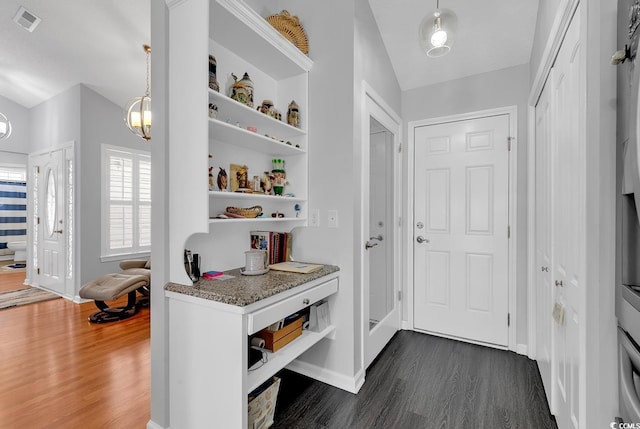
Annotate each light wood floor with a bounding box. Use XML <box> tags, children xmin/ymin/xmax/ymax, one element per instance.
<box><xmin>0</xmin><ymin>272</ymin><xmax>150</xmax><ymax>429</ymax></box>
<box><xmin>0</xmin><ymin>270</ymin><xmax>27</xmax><ymax>292</ymax></box>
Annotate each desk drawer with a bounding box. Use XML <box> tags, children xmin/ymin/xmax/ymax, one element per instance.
<box><xmin>248</xmin><ymin>278</ymin><xmax>337</xmax><ymax>335</ymax></box>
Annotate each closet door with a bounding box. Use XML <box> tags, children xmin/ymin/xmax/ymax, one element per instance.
<box><xmin>535</xmin><ymin>73</ymin><xmax>554</xmax><ymax>409</ymax></box>
<box><xmin>550</xmin><ymin>9</ymin><xmax>583</xmax><ymax>429</ymax></box>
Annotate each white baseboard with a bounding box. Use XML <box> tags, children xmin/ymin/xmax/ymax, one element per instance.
<box><xmin>147</xmin><ymin>420</ymin><xmax>166</xmax><ymax>429</ymax></box>
<box><xmin>286</xmin><ymin>360</ymin><xmax>365</xmax><ymax>394</ymax></box>
<box><xmin>516</xmin><ymin>343</ymin><xmax>528</xmax><ymax>356</ymax></box>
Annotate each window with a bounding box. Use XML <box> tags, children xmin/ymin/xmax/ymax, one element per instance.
<box><xmin>101</xmin><ymin>145</ymin><xmax>151</xmax><ymax>259</ymax></box>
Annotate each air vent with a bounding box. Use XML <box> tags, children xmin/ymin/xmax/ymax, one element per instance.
<box><xmin>13</xmin><ymin>6</ymin><xmax>41</xmax><ymax>33</ymax></box>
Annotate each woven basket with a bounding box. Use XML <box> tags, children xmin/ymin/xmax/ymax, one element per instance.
<box><xmin>266</xmin><ymin>10</ymin><xmax>309</xmax><ymax>55</ymax></box>
<box><xmin>226</xmin><ymin>205</ymin><xmax>263</xmax><ymax>218</ymax></box>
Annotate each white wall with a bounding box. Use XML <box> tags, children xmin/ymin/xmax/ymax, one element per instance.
<box><xmin>29</xmin><ymin>85</ymin><xmax>82</xmax><ymax>154</ymax></box>
<box><xmin>402</xmin><ymin>64</ymin><xmax>530</xmax><ymax>345</ymax></box>
<box><xmin>0</xmin><ymin>94</ymin><xmax>30</xmax><ymax>155</ymax></box>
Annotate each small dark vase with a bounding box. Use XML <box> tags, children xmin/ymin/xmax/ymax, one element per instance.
<box><xmin>209</xmin><ymin>55</ymin><xmax>220</xmax><ymax>92</ymax></box>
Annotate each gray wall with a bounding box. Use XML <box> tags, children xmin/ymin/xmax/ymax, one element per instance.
<box><xmin>402</xmin><ymin>64</ymin><xmax>530</xmax><ymax>346</ymax></box>
<box><xmin>530</xmin><ymin>0</ymin><xmax>563</xmax><ymax>84</ymax></box>
<box><xmin>0</xmin><ymin>94</ymin><xmax>30</xmax><ymax>155</ymax></box>
<box><xmin>79</xmin><ymin>85</ymin><xmax>147</xmax><ymax>285</ymax></box>
<box><xmin>30</xmin><ymin>85</ymin><xmax>82</xmax><ymax>153</ymax></box>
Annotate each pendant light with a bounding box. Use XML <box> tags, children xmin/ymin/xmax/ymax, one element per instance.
<box><xmin>0</xmin><ymin>112</ymin><xmax>11</xmax><ymax>140</ymax></box>
<box><xmin>124</xmin><ymin>44</ymin><xmax>152</xmax><ymax>141</ymax></box>
<box><xmin>419</xmin><ymin>0</ymin><xmax>458</xmax><ymax>58</ymax></box>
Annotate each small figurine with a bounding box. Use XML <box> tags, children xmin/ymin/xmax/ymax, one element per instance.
<box><xmin>208</xmin><ymin>103</ymin><xmax>217</xmax><ymax>119</ymax></box>
<box><xmin>217</xmin><ymin>167</ymin><xmax>228</xmax><ymax>191</ymax></box>
<box><xmin>287</xmin><ymin>100</ymin><xmax>299</xmax><ymax>128</ymax></box>
<box><xmin>209</xmin><ymin>55</ymin><xmax>220</xmax><ymax>92</ymax></box>
<box><xmin>208</xmin><ymin>155</ymin><xmax>214</xmax><ymax>191</ymax></box>
<box><xmin>257</xmin><ymin>100</ymin><xmax>273</xmax><ymax>115</ymax></box>
<box><xmin>260</xmin><ymin>171</ymin><xmax>272</xmax><ymax>194</ymax></box>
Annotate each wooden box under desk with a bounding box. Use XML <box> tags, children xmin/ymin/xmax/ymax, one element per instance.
<box><xmin>257</xmin><ymin>317</ymin><xmax>303</xmax><ymax>352</ymax></box>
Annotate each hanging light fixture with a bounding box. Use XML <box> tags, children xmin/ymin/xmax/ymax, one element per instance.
<box><xmin>0</xmin><ymin>112</ymin><xmax>11</xmax><ymax>141</ymax></box>
<box><xmin>419</xmin><ymin>0</ymin><xmax>458</xmax><ymax>58</ymax></box>
<box><xmin>124</xmin><ymin>44</ymin><xmax>152</xmax><ymax>141</ymax></box>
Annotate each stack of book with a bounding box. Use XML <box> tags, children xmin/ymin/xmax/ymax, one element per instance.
<box><xmin>250</xmin><ymin>231</ymin><xmax>292</xmax><ymax>265</ymax></box>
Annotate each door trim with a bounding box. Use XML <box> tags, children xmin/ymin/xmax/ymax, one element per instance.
<box><xmin>359</xmin><ymin>81</ymin><xmax>403</xmax><ymax>371</ymax></box>
<box><xmin>407</xmin><ymin>106</ymin><xmax>518</xmax><ymax>352</ymax></box>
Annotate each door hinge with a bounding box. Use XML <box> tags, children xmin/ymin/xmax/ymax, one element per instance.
<box><xmin>508</xmin><ymin>313</ymin><xmax>511</xmax><ymax>326</ymax></box>
<box><xmin>37</xmin><ymin>267</ymin><xmax>40</xmax><ymax>275</ymax></box>
<box><xmin>398</xmin><ymin>216</ymin><xmax>402</xmax><ymax>227</ymax></box>
<box><xmin>508</xmin><ymin>225</ymin><xmax>511</xmax><ymax>238</ymax></box>
<box><xmin>398</xmin><ymin>143</ymin><xmax>402</xmax><ymax>153</ymax></box>
<box><xmin>398</xmin><ymin>290</ymin><xmax>402</xmax><ymax>301</ymax></box>
<box><xmin>37</xmin><ymin>216</ymin><xmax>40</xmax><ymax>225</ymax></box>
<box><xmin>35</xmin><ymin>165</ymin><xmax>40</xmax><ymax>174</ymax></box>
<box><xmin>508</xmin><ymin>137</ymin><xmax>514</xmax><ymax>151</ymax></box>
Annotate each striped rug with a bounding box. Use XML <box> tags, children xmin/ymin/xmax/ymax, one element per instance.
<box><xmin>0</xmin><ymin>287</ymin><xmax>61</xmax><ymax>310</ymax></box>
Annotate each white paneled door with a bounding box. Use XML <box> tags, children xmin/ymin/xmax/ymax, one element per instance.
<box><xmin>414</xmin><ymin>115</ymin><xmax>510</xmax><ymax>346</ymax></box>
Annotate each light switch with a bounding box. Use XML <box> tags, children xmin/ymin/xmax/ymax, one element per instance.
<box><xmin>309</xmin><ymin>209</ymin><xmax>320</xmax><ymax>227</ymax></box>
<box><xmin>328</xmin><ymin>210</ymin><xmax>338</xmax><ymax>228</ymax></box>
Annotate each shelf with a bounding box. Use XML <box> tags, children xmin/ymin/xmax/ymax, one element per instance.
<box><xmin>247</xmin><ymin>325</ymin><xmax>335</xmax><ymax>392</ymax></box>
<box><xmin>211</xmin><ymin>0</ymin><xmax>313</xmax><ymax>79</ymax></box>
<box><xmin>209</xmin><ymin>118</ymin><xmax>306</xmax><ymax>156</ymax></box>
<box><xmin>208</xmin><ymin>217</ymin><xmax>306</xmax><ymax>225</ymax></box>
<box><xmin>209</xmin><ymin>90</ymin><xmax>306</xmax><ymax>140</ymax></box>
<box><xmin>209</xmin><ymin>191</ymin><xmax>306</xmax><ymax>203</ymax></box>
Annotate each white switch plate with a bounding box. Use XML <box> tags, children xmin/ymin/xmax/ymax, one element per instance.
<box><xmin>310</xmin><ymin>209</ymin><xmax>320</xmax><ymax>227</ymax></box>
<box><xmin>328</xmin><ymin>210</ymin><xmax>338</xmax><ymax>228</ymax></box>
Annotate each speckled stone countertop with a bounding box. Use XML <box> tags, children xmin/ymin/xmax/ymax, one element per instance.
<box><xmin>164</xmin><ymin>265</ymin><xmax>339</xmax><ymax>306</ymax></box>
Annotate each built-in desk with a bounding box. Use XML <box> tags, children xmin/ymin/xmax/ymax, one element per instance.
<box><xmin>165</xmin><ymin>266</ymin><xmax>339</xmax><ymax>429</ymax></box>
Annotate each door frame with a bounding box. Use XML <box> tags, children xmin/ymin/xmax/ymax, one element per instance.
<box><xmin>359</xmin><ymin>81</ymin><xmax>403</xmax><ymax>370</ymax></box>
<box><xmin>407</xmin><ymin>106</ymin><xmax>518</xmax><ymax>352</ymax></box>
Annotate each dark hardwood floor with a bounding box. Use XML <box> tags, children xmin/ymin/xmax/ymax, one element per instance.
<box><xmin>273</xmin><ymin>331</ymin><xmax>557</xmax><ymax>429</ymax></box>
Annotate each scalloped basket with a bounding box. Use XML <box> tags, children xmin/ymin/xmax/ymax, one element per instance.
<box><xmin>266</xmin><ymin>10</ymin><xmax>309</xmax><ymax>55</ymax></box>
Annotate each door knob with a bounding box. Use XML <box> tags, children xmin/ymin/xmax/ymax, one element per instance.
<box><xmin>365</xmin><ymin>240</ymin><xmax>378</xmax><ymax>250</ymax></box>
<box><xmin>416</xmin><ymin>236</ymin><xmax>429</xmax><ymax>243</ymax></box>
<box><xmin>53</xmin><ymin>229</ymin><xmax>63</xmax><ymax>234</ymax></box>
<box><xmin>369</xmin><ymin>235</ymin><xmax>383</xmax><ymax>241</ymax></box>
<box><xmin>555</xmin><ymin>280</ymin><xmax>563</xmax><ymax>287</ymax></box>
<box><xmin>541</xmin><ymin>266</ymin><xmax>548</xmax><ymax>272</ymax></box>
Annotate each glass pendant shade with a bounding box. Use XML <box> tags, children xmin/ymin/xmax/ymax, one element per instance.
<box><xmin>125</xmin><ymin>95</ymin><xmax>152</xmax><ymax>141</ymax></box>
<box><xmin>419</xmin><ymin>7</ymin><xmax>458</xmax><ymax>57</ymax></box>
<box><xmin>0</xmin><ymin>112</ymin><xmax>11</xmax><ymax>140</ymax></box>
<box><xmin>124</xmin><ymin>44</ymin><xmax>152</xmax><ymax>141</ymax></box>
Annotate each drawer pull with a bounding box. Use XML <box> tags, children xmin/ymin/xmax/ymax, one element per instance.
<box><xmin>303</xmin><ymin>298</ymin><xmax>310</xmax><ymax>305</ymax></box>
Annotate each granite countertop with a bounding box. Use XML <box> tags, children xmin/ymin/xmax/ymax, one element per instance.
<box><xmin>164</xmin><ymin>264</ymin><xmax>339</xmax><ymax>306</ymax></box>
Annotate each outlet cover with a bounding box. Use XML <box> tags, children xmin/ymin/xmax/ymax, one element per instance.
<box><xmin>328</xmin><ymin>210</ymin><xmax>338</xmax><ymax>228</ymax></box>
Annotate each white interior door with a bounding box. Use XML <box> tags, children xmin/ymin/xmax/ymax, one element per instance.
<box><xmin>413</xmin><ymin>114</ymin><xmax>510</xmax><ymax>347</ymax></box>
<box><xmin>33</xmin><ymin>149</ymin><xmax>66</xmax><ymax>295</ymax></box>
<box><xmin>535</xmin><ymin>72</ymin><xmax>555</xmax><ymax>409</ymax></box>
<box><xmin>363</xmin><ymin>91</ymin><xmax>401</xmax><ymax>368</ymax></box>
<box><xmin>550</xmin><ymin>9</ymin><xmax>582</xmax><ymax>429</ymax></box>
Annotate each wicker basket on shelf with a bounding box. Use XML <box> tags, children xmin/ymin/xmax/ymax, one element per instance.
<box><xmin>266</xmin><ymin>10</ymin><xmax>309</xmax><ymax>55</ymax></box>
<box><xmin>226</xmin><ymin>205</ymin><xmax>263</xmax><ymax>218</ymax></box>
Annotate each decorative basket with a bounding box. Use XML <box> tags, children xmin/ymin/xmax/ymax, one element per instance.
<box><xmin>226</xmin><ymin>205</ymin><xmax>262</xmax><ymax>218</ymax></box>
<box><xmin>266</xmin><ymin>10</ymin><xmax>309</xmax><ymax>55</ymax></box>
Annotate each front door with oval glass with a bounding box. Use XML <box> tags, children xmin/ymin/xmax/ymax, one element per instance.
<box><xmin>34</xmin><ymin>149</ymin><xmax>66</xmax><ymax>295</ymax></box>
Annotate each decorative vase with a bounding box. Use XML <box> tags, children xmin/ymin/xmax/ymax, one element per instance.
<box><xmin>287</xmin><ymin>100</ymin><xmax>299</xmax><ymax>128</ymax></box>
<box><xmin>208</xmin><ymin>55</ymin><xmax>220</xmax><ymax>92</ymax></box>
<box><xmin>229</xmin><ymin>72</ymin><xmax>254</xmax><ymax>108</ymax></box>
<box><xmin>217</xmin><ymin>167</ymin><xmax>228</xmax><ymax>191</ymax></box>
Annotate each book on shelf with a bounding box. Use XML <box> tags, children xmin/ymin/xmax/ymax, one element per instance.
<box><xmin>250</xmin><ymin>231</ymin><xmax>291</xmax><ymax>265</ymax></box>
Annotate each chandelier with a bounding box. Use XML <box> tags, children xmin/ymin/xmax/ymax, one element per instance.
<box><xmin>124</xmin><ymin>44</ymin><xmax>152</xmax><ymax>141</ymax></box>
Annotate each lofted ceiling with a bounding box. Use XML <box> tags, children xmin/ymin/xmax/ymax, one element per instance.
<box><xmin>367</xmin><ymin>0</ymin><xmax>539</xmax><ymax>91</ymax></box>
<box><xmin>0</xmin><ymin>0</ymin><xmax>150</xmax><ymax>109</ymax></box>
<box><xmin>0</xmin><ymin>1</ymin><xmax>538</xmax><ymax>109</ymax></box>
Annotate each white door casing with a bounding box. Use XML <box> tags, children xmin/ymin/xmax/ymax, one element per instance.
<box><xmin>413</xmin><ymin>114</ymin><xmax>510</xmax><ymax>347</ymax></box>
<box><xmin>361</xmin><ymin>83</ymin><xmax>402</xmax><ymax>369</ymax></box>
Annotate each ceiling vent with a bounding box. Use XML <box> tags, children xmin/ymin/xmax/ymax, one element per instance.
<box><xmin>13</xmin><ymin>6</ymin><xmax>41</xmax><ymax>33</ymax></box>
